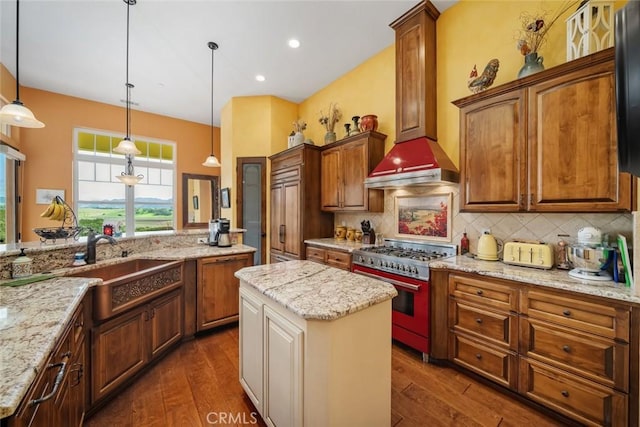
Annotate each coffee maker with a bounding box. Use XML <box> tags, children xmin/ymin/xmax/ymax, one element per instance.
<box><xmin>217</xmin><ymin>218</ymin><xmax>232</xmax><ymax>247</ymax></box>
<box><xmin>208</xmin><ymin>219</ymin><xmax>220</xmax><ymax>246</ymax></box>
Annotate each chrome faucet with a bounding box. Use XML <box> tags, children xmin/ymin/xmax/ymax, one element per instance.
<box><xmin>86</xmin><ymin>230</ymin><xmax>117</xmax><ymax>264</ymax></box>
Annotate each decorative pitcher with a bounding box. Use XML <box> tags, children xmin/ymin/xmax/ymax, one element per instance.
<box><xmin>517</xmin><ymin>52</ymin><xmax>545</xmax><ymax>79</ymax></box>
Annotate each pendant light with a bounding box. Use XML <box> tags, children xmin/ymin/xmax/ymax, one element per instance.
<box><xmin>202</xmin><ymin>42</ymin><xmax>221</xmax><ymax>167</ymax></box>
<box><xmin>0</xmin><ymin>0</ymin><xmax>45</xmax><ymax>128</ymax></box>
<box><xmin>115</xmin><ymin>0</ymin><xmax>143</xmax><ymax>186</ymax></box>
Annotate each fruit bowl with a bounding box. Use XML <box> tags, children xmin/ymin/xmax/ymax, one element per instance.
<box><xmin>33</xmin><ymin>227</ymin><xmax>82</xmax><ymax>242</ymax></box>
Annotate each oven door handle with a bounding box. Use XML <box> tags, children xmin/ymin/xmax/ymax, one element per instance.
<box><xmin>353</xmin><ymin>269</ymin><xmax>421</xmax><ymax>292</ymax></box>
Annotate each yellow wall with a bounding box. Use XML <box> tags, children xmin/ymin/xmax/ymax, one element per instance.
<box><xmin>299</xmin><ymin>44</ymin><xmax>396</xmax><ymax>150</ymax></box>
<box><xmin>16</xmin><ymin>87</ymin><xmax>219</xmax><ymax>241</ymax></box>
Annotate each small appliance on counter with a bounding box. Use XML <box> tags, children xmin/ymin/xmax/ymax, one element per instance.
<box><xmin>360</xmin><ymin>220</ymin><xmax>375</xmax><ymax>245</ymax></box>
<box><xmin>217</xmin><ymin>218</ymin><xmax>232</xmax><ymax>247</ymax></box>
<box><xmin>567</xmin><ymin>227</ymin><xmax>614</xmax><ymax>281</ymax></box>
<box><xmin>476</xmin><ymin>231</ymin><xmax>501</xmax><ymax>261</ymax></box>
<box><xmin>209</xmin><ymin>219</ymin><xmax>220</xmax><ymax>246</ymax></box>
<box><xmin>502</xmin><ymin>240</ymin><xmax>554</xmax><ymax>269</ymax></box>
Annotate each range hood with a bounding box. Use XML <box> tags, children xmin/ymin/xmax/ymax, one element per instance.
<box><xmin>364</xmin><ymin>137</ymin><xmax>459</xmax><ymax>189</ymax></box>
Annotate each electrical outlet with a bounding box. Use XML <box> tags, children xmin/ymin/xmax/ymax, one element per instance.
<box><xmin>197</xmin><ymin>237</ymin><xmax>208</xmax><ymax>244</ymax></box>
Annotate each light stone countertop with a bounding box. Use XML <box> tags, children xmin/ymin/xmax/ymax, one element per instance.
<box><xmin>304</xmin><ymin>238</ymin><xmax>373</xmax><ymax>252</ymax></box>
<box><xmin>430</xmin><ymin>255</ymin><xmax>640</xmax><ymax>305</ymax></box>
<box><xmin>0</xmin><ymin>277</ymin><xmax>99</xmax><ymax>419</ymax></box>
<box><xmin>235</xmin><ymin>260</ymin><xmax>398</xmax><ymax>320</ymax></box>
<box><xmin>0</xmin><ymin>243</ymin><xmax>255</xmax><ymax>419</ymax></box>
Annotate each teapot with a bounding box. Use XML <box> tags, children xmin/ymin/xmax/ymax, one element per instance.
<box><xmin>477</xmin><ymin>231</ymin><xmax>502</xmax><ymax>261</ymax></box>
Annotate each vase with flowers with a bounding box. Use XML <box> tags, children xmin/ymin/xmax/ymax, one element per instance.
<box><xmin>292</xmin><ymin>119</ymin><xmax>306</xmax><ymax>146</ymax></box>
<box><xmin>515</xmin><ymin>1</ymin><xmax>578</xmax><ymax>78</ymax></box>
<box><xmin>318</xmin><ymin>102</ymin><xmax>342</xmax><ymax>145</ymax></box>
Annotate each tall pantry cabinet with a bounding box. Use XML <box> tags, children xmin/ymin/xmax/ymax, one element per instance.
<box><xmin>269</xmin><ymin>144</ymin><xmax>333</xmax><ymax>262</ymax></box>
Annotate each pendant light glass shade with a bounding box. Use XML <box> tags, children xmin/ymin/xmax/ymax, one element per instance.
<box><xmin>203</xmin><ymin>41</ymin><xmax>221</xmax><ymax>168</ymax></box>
<box><xmin>113</xmin><ymin>137</ymin><xmax>141</xmax><ymax>155</ymax></box>
<box><xmin>0</xmin><ymin>0</ymin><xmax>44</xmax><ymax>128</ymax></box>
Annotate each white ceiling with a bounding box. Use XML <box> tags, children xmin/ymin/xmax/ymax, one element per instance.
<box><xmin>0</xmin><ymin>0</ymin><xmax>455</xmax><ymax>126</ymax></box>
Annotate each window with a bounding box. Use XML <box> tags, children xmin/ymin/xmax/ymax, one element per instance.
<box><xmin>74</xmin><ymin>129</ymin><xmax>176</xmax><ymax>236</ymax></box>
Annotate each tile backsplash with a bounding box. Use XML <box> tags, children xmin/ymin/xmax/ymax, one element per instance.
<box><xmin>335</xmin><ymin>185</ymin><xmax>633</xmax><ymax>255</ymax></box>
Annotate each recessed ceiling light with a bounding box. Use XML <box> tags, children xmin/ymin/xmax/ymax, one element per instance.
<box><xmin>288</xmin><ymin>39</ymin><xmax>300</xmax><ymax>48</ymax></box>
<box><xmin>256</xmin><ymin>75</ymin><xmax>266</xmax><ymax>82</ymax></box>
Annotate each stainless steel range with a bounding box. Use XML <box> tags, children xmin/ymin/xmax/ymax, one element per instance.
<box><xmin>352</xmin><ymin>239</ymin><xmax>457</xmax><ymax>357</ymax></box>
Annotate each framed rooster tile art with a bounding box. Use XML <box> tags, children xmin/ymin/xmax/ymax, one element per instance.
<box><xmin>394</xmin><ymin>193</ymin><xmax>452</xmax><ymax>242</ymax></box>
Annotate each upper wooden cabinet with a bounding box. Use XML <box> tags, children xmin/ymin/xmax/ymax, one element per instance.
<box><xmin>454</xmin><ymin>48</ymin><xmax>634</xmax><ymax>213</ymax></box>
<box><xmin>320</xmin><ymin>131</ymin><xmax>386</xmax><ymax>212</ymax></box>
<box><xmin>270</xmin><ymin>144</ymin><xmax>333</xmax><ymax>262</ymax></box>
<box><xmin>391</xmin><ymin>1</ymin><xmax>439</xmax><ymax>143</ymax></box>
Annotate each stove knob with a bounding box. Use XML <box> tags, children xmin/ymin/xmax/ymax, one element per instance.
<box><xmin>369</xmin><ymin>258</ymin><xmax>374</xmax><ymax>265</ymax></box>
<box><xmin>358</xmin><ymin>256</ymin><xmax>365</xmax><ymax>263</ymax></box>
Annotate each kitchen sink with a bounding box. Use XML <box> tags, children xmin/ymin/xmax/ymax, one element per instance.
<box><xmin>67</xmin><ymin>258</ymin><xmax>184</xmax><ymax>320</ymax></box>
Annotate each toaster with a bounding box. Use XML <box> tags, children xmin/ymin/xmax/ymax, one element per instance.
<box><xmin>502</xmin><ymin>241</ymin><xmax>554</xmax><ymax>269</ymax></box>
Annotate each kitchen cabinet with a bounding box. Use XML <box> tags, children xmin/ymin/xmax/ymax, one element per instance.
<box><xmin>432</xmin><ymin>270</ymin><xmax>636</xmax><ymax>426</ymax></box>
<box><xmin>8</xmin><ymin>299</ymin><xmax>87</xmax><ymax>427</ymax></box>
<box><xmin>305</xmin><ymin>244</ymin><xmax>352</xmax><ymax>271</ymax></box>
<box><xmin>269</xmin><ymin>145</ymin><xmax>333</xmax><ymax>262</ymax></box>
<box><xmin>454</xmin><ymin>48</ymin><xmax>633</xmax><ymax>213</ymax></box>
<box><xmin>320</xmin><ymin>131</ymin><xmax>385</xmax><ymax>212</ymax></box>
<box><xmin>390</xmin><ymin>1</ymin><xmax>439</xmax><ymax>142</ymax></box>
<box><xmin>197</xmin><ymin>253</ymin><xmax>253</xmax><ymax>332</ymax></box>
<box><xmin>91</xmin><ymin>287</ymin><xmax>183</xmax><ymax>404</ymax></box>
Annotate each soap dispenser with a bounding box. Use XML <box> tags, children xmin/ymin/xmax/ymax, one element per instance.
<box><xmin>12</xmin><ymin>248</ymin><xmax>33</xmax><ymax>278</ymax></box>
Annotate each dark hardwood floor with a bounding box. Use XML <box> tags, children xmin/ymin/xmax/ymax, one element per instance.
<box><xmin>85</xmin><ymin>325</ymin><xmax>565</xmax><ymax>427</ymax></box>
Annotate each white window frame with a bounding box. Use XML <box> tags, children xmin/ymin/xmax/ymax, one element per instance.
<box><xmin>73</xmin><ymin>127</ymin><xmax>177</xmax><ymax>236</ymax></box>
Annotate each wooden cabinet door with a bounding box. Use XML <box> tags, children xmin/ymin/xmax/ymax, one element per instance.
<box><xmin>92</xmin><ymin>306</ymin><xmax>146</xmax><ymax>403</ymax></box>
<box><xmin>239</xmin><ymin>288</ymin><xmax>264</xmax><ymax>415</ymax></box>
<box><xmin>68</xmin><ymin>342</ymin><xmax>86</xmax><ymax>427</ymax></box>
<box><xmin>283</xmin><ymin>181</ymin><xmax>301</xmax><ymax>258</ymax></box>
<box><xmin>149</xmin><ymin>288</ymin><xmax>183</xmax><ymax>360</ymax></box>
<box><xmin>528</xmin><ymin>61</ymin><xmax>632</xmax><ymax>211</ymax></box>
<box><xmin>459</xmin><ymin>90</ymin><xmax>526</xmax><ymax>211</ymax></box>
<box><xmin>341</xmin><ymin>140</ymin><xmax>368</xmax><ymax>210</ymax></box>
<box><xmin>263</xmin><ymin>306</ymin><xmax>303</xmax><ymax>427</ymax></box>
<box><xmin>320</xmin><ymin>147</ymin><xmax>341</xmax><ymax>210</ymax></box>
<box><xmin>392</xmin><ymin>3</ymin><xmax>437</xmax><ymax>142</ymax></box>
<box><xmin>197</xmin><ymin>254</ymin><xmax>252</xmax><ymax>331</ymax></box>
<box><xmin>270</xmin><ymin>183</ymin><xmax>284</xmax><ymax>254</ymax></box>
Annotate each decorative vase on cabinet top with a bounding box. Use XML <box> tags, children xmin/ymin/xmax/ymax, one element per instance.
<box><xmin>359</xmin><ymin>115</ymin><xmax>379</xmax><ymax>132</ymax></box>
<box><xmin>517</xmin><ymin>52</ymin><xmax>545</xmax><ymax>78</ymax></box>
<box><xmin>324</xmin><ymin>131</ymin><xmax>337</xmax><ymax>145</ymax></box>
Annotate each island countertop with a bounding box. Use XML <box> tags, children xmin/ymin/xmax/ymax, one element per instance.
<box><xmin>430</xmin><ymin>255</ymin><xmax>640</xmax><ymax>305</ymax></box>
<box><xmin>234</xmin><ymin>260</ymin><xmax>397</xmax><ymax>320</ymax></box>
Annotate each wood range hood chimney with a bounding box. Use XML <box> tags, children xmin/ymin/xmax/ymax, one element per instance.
<box><xmin>365</xmin><ymin>0</ymin><xmax>459</xmax><ymax>189</ymax></box>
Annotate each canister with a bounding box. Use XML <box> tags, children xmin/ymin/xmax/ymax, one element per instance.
<box><xmin>12</xmin><ymin>248</ymin><xmax>33</xmax><ymax>278</ymax></box>
<box><xmin>335</xmin><ymin>226</ymin><xmax>346</xmax><ymax>240</ymax></box>
<box><xmin>346</xmin><ymin>228</ymin><xmax>356</xmax><ymax>241</ymax></box>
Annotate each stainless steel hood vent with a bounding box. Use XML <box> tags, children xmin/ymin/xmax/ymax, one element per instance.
<box><xmin>364</xmin><ymin>137</ymin><xmax>459</xmax><ymax>189</ymax></box>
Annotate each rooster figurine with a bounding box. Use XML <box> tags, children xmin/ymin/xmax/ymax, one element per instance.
<box><xmin>467</xmin><ymin>58</ymin><xmax>500</xmax><ymax>94</ymax></box>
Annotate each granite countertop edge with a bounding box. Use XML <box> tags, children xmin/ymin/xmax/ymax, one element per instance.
<box><xmin>304</xmin><ymin>238</ymin><xmax>374</xmax><ymax>253</ymax></box>
<box><xmin>0</xmin><ymin>243</ymin><xmax>256</xmax><ymax>419</ymax></box>
<box><xmin>236</xmin><ymin>260</ymin><xmax>398</xmax><ymax>320</ymax></box>
<box><xmin>430</xmin><ymin>256</ymin><xmax>640</xmax><ymax>305</ymax></box>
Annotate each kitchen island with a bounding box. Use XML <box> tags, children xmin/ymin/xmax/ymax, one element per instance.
<box><xmin>235</xmin><ymin>260</ymin><xmax>397</xmax><ymax>427</ymax></box>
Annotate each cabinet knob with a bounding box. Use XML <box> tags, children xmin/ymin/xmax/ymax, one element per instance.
<box><xmin>476</xmin><ymin>289</ymin><xmax>484</xmax><ymax>296</ymax></box>
<box><xmin>475</xmin><ymin>318</ymin><xmax>483</xmax><ymax>324</ymax></box>
<box><xmin>562</xmin><ymin>309</ymin><xmax>571</xmax><ymax>317</ymax></box>
<box><xmin>475</xmin><ymin>353</ymin><xmax>482</xmax><ymax>360</ymax></box>
<box><xmin>561</xmin><ymin>390</ymin><xmax>569</xmax><ymax>398</ymax></box>
<box><xmin>562</xmin><ymin>345</ymin><xmax>571</xmax><ymax>353</ymax></box>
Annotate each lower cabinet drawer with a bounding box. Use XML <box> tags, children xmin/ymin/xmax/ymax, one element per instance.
<box><xmin>450</xmin><ymin>300</ymin><xmax>517</xmax><ymax>351</ymax></box>
<box><xmin>305</xmin><ymin>246</ymin><xmax>326</xmax><ymax>264</ymax></box>
<box><xmin>519</xmin><ymin>358</ymin><xmax>628</xmax><ymax>427</ymax></box>
<box><xmin>325</xmin><ymin>249</ymin><xmax>351</xmax><ymax>271</ymax></box>
<box><xmin>449</xmin><ymin>333</ymin><xmax>517</xmax><ymax>389</ymax></box>
<box><xmin>521</xmin><ymin>318</ymin><xmax>629</xmax><ymax>391</ymax></box>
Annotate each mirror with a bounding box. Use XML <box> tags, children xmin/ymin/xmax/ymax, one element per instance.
<box><xmin>182</xmin><ymin>173</ymin><xmax>220</xmax><ymax>229</ymax></box>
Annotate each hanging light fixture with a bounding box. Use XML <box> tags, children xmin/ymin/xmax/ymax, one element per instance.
<box><xmin>0</xmin><ymin>0</ymin><xmax>45</xmax><ymax>128</ymax></box>
<box><xmin>115</xmin><ymin>0</ymin><xmax>143</xmax><ymax>186</ymax></box>
<box><xmin>202</xmin><ymin>41</ymin><xmax>221</xmax><ymax>167</ymax></box>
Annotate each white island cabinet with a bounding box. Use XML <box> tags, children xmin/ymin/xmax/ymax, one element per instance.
<box><xmin>235</xmin><ymin>260</ymin><xmax>397</xmax><ymax>427</ymax></box>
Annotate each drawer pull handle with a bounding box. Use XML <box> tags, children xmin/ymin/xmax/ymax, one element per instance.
<box><xmin>562</xmin><ymin>309</ymin><xmax>571</xmax><ymax>316</ymax></box>
<box><xmin>475</xmin><ymin>353</ymin><xmax>482</xmax><ymax>360</ymax></box>
<box><xmin>30</xmin><ymin>358</ymin><xmax>69</xmax><ymax>406</ymax></box>
<box><xmin>475</xmin><ymin>318</ymin><xmax>483</xmax><ymax>324</ymax></box>
<box><xmin>561</xmin><ymin>390</ymin><xmax>569</xmax><ymax>398</ymax></box>
<box><xmin>562</xmin><ymin>345</ymin><xmax>571</xmax><ymax>353</ymax></box>
<box><xmin>476</xmin><ymin>289</ymin><xmax>483</xmax><ymax>296</ymax></box>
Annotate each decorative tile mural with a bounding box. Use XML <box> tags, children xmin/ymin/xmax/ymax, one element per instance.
<box><xmin>335</xmin><ymin>185</ymin><xmax>633</xmax><ymax>255</ymax></box>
